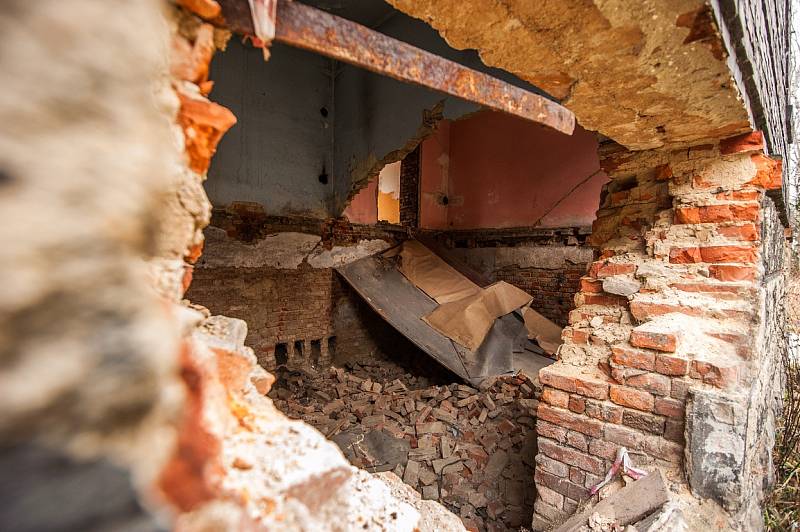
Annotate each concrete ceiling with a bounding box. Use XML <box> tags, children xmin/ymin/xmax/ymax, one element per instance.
<box><xmin>386</xmin><ymin>0</ymin><xmax>753</xmax><ymax>150</ymax></box>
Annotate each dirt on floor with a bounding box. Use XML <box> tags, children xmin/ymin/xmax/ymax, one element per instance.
<box><xmin>268</xmin><ymin>351</ymin><xmax>543</xmax><ymax>531</ymax></box>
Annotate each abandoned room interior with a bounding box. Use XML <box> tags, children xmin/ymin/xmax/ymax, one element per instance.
<box><xmin>1</xmin><ymin>0</ymin><xmax>794</xmax><ymax>531</ymax></box>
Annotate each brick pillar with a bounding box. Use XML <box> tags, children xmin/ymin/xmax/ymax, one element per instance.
<box><xmin>531</xmin><ymin>133</ymin><xmax>785</xmax><ymax>530</ymax></box>
<box><xmin>399</xmin><ymin>145</ymin><xmax>420</xmax><ymax>228</ymax></box>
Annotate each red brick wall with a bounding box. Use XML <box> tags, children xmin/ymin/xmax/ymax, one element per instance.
<box><xmin>426</xmin><ymin>227</ymin><xmax>593</xmax><ymax>326</ymax></box>
<box><xmin>187</xmin><ymin>209</ymin><xmax>407</xmax><ymax>369</ymax></box>
<box><xmin>494</xmin><ymin>264</ymin><xmax>586</xmax><ymax>327</ymax></box>
<box><xmin>531</xmin><ymin>135</ymin><xmax>784</xmax><ymax>529</ymax></box>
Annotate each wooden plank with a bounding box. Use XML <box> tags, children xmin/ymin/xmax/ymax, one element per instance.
<box><xmin>555</xmin><ymin>470</ymin><xmax>670</xmax><ymax>532</ymax></box>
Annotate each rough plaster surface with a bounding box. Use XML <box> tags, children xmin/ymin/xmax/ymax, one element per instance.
<box><xmin>388</xmin><ymin>0</ymin><xmax>751</xmax><ymax>150</ymax></box>
<box><xmin>198</xmin><ymin>226</ymin><xmax>390</xmax><ymax>270</ymax></box>
<box><xmin>450</xmin><ymin>245</ymin><xmax>593</xmax><ymax>273</ymax></box>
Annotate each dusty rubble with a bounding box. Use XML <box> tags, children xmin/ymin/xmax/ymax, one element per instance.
<box><xmin>269</xmin><ymin>353</ymin><xmax>544</xmax><ymax>531</ymax></box>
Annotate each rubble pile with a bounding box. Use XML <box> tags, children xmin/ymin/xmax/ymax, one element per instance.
<box><xmin>269</xmin><ymin>356</ymin><xmax>543</xmax><ymax>531</ymax></box>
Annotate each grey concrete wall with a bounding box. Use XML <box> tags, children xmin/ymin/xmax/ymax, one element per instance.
<box><xmin>207</xmin><ymin>11</ymin><xmax>551</xmax><ymax>217</ymax></box>
<box><xmin>332</xmin><ymin>13</ymin><xmax>549</xmax><ymax>214</ymax></box>
<box><xmin>206</xmin><ymin>40</ymin><xmax>335</xmax><ymax>217</ymax></box>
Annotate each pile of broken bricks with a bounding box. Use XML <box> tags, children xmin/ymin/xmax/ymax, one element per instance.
<box><xmin>269</xmin><ymin>356</ymin><xmax>543</xmax><ymax>531</ymax></box>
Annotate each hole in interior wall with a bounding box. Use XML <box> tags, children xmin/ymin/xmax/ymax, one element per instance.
<box><xmin>320</xmin><ymin>106</ymin><xmax>329</xmax><ymax>117</ymax></box>
<box><xmin>310</xmin><ymin>339</ymin><xmax>322</xmax><ymax>365</ymax></box>
<box><xmin>318</xmin><ymin>170</ymin><xmax>329</xmax><ymax>185</ymax></box>
<box><xmin>275</xmin><ymin>343</ymin><xmax>288</xmax><ymax>366</ymax></box>
<box><xmin>327</xmin><ymin>336</ymin><xmax>337</xmax><ymax>359</ymax></box>
<box><xmin>294</xmin><ymin>340</ymin><xmax>304</xmax><ymax>359</ymax></box>
<box><xmin>439</xmin><ymin>195</ymin><xmax>449</xmax><ymax>206</ymax></box>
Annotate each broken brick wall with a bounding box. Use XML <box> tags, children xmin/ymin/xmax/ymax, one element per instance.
<box><xmin>531</xmin><ymin>134</ymin><xmax>787</xmax><ymax>530</ymax></box>
<box><xmin>428</xmin><ymin>228</ymin><xmax>594</xmax><ymax>326</ymax></box>
<box><xmin>186</xmin><ymin>208</ymin><xmax>411</xmax><ymax>369</ymax></box>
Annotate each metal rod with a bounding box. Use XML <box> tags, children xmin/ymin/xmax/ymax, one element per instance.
<box><xmin>220</xmin><ymin>0</ymin><xmax>575</xmax><ymax>134</ymax></box>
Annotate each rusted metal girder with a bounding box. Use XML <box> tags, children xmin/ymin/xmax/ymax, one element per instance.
<box><xmin>273</xmin><ymin>1</ymin><xmax>575</xmax><ymax>134</ymax></box>
<box><xmin>216</xmin><ymin>0</ymin><xmax>575</xmax><ymax>134</ymax></box>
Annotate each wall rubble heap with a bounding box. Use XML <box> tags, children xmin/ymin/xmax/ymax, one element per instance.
<box><xmin>531</xmin><ymin>133</ymin><xmax>786</xmax><ymax>530</ymax></box>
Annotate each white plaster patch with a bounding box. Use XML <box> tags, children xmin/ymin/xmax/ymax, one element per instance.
<box><xmin>198</xmin><ymin>226</ymin><xmax>321</xmax><ymax>269</ymax></box>
<box><xmin>307</xmin><ymin>239</ymin><xmax>392</xmax><ymax>269</ymax></box>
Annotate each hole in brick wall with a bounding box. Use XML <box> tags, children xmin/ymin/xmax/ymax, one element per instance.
<box><xmin>274</xmin><ymin>343</ymin><xmax>288</xmax><ymax>366</ymax></box>
<box><xmin>310</xmin><ymin>339</ymin><xmax>322</xmax><ymax>364</ymax></box>
<box><xmin>187</xmin><ymin>34</ymin><xmax>599</xmax><ymax>528</ymax></box>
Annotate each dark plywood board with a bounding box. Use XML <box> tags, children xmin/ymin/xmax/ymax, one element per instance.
<box><xmin>338</xmin><ymin>252</ymin><xmax>555</xmax><ymax>384</ymax></box>
<box><xmin>337</xmin><ymin>255</ymin><xmax>471</xmax><ymax>380</ymax></box>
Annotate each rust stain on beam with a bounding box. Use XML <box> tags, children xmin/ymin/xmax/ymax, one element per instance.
<box><xmin>271</xmin><ymin>0</ymin><xmax>574</xmax><ymax>134</ymax></box>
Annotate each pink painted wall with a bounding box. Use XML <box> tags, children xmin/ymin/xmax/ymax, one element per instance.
<box><xmin>419</xmin><ymin>121</ymin><xmax>450</xmax><ymax>229</ymax></box>
<box><xmin>343</xmin><ymin>177</ymin><xmax>377</xmax><ymax>224</ymax></box>
<box><xmin>419</xmin><ymin>111</ymin><xmax>607</xmax><ymax>230</ymax></box>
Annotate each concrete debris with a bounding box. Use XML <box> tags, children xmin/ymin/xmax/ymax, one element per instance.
<box><xmin>269</xmin><ymin>353</ymin><xmax>543</xmax><ymax>531</ymax></box>
<box><xmin>602</xmin><ymin>275</ymin><xmax>641</xmax><ymax>297</ymax></box>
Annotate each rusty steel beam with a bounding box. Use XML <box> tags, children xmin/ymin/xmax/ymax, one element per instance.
<box><xmin>268</xmin><ymin>0</ymin><xmax>575</xmax><ymax>134</ymax></box>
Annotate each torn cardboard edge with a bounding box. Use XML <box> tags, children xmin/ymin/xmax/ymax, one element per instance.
<box><xmin>423</xmin><ymin>281</ymin><xmax>532</xmax><ymax>352</ymax></box>
<box><xmin>384</xmin><ymin>240</ymin><xmax>564</xmax><ymax>355</ymax></box>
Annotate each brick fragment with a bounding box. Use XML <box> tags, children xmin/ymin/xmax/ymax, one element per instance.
<box><xmin>542</xmin><ymin>388</ymin><xmax>570</xmax><ymax>409</ymax></box>
<box><xmin>584</xmin><ymin>400</ymin><xmax>623</xmax><ymax>424</ymax></box>
<box><xmin>574</xmin><ymin>375</ymin><xmax>610</xmax><ymax>400</ymax></box>
<box><xmin>588</xmin><ymin>438</ymin><xmax>618</xmax><ymax>461</ymax></box>
<box><xmin>609</xmin><ymin>385</ymin><xmax>654</xmax><ymax>412</ymax></box>
<box><xmin>537</xmin><ymin>419</ymin><xmax>567</xmax><ymax>443</ymax></box>
<box><xmin>568</xmin><ymin>395</ymin><xmax>586</xmax><ymax>414</ymax></box>
<box><xmin>580</xmin><ymin>277</ymin><xmax>604</xmax><ymax>293</ymax></box>
<box><xmin>566</xmin><ymin>430</ymin><xmax>589</xmax><ymax>452</ymax></box>
<box><xmin>655</xmin><ymin>353</ymin><xmax>690</xmax><ymax>376</ymax></box>
<box><xmin>535</xmin><ymin>469</ymin><xmax>590</xmax><ymax>502</ymax></box>
<box><xmin>177</xmin><ymin>93</ymin><xmax>237</xmax><ymax>174</ymax></box>
<box><xmin>669</xmin><ymin>245</ymin><xmax>756</xmax><ymax>264</ymax></box>
<box><xmin>539</xmin><ymin>438</ymin><xmax>604</xmax><ymax>475</ymax></box>
<box><xmin>176</xmin><ymin>0</ymin><xmax>222</xmax><ymax>19</ymax></box>
<box><xmin>709</xmin><ymin>264</ymin><xmax>757</xmax><ymax>281</ymax></box>
<box><xmin>603</xmin><ymin>424</ymin><xmax>644</xmax><ymax>450</ymax></box>
<box><xmin>654</xmin><ymin>397</ymin><xmax>685</xmax><ymax>418</ymax></box>
<box><xmin>537</xmin><ymin>485</ymin><xmax>565</xmax><ymax>509</ymax></box>
<box><xmin>674</xmin><ymin>203</ymin><xmax>759</xmax><ymax>224</ymax></box>
<box><xmin>611</xmin><ymin>346</ymin><xmax>655</xmax><ymax>371</ymax></box>
<box><xmin>717</xmin><ymin>223</ymin><xmax>760</xmax><ymax>241</ymax></box>
<box><xmin>539</xmin><ymin>367</ymin><xmax>576</xmax><ymax>393</ymax></box>
<box><xmin>664</xmin><ymin>419</ymin><xmax>685</xmax><ymax>444</ymax></box>
<box><xmin>690</xmin><ymin>360</ymin><xmax>739</xmax><ymax>389</ymax></box>
<box><xmin>630</xmin><ymin>329</ymin><xmax>677</xmax><ymax>352</ymax></box>
<box><xmin>535</xmin><ymin>454</ymin><xmax>569</xmax><ymax>477</ymax></box>
<box><xmin>654</xmin><ymin>164</ymin><xmax>673</xmax><ymax>181</ymax></box>
<box><xmin>747</xmin><ymin>154</ymin><xmax>782</xmax><ymax>190</ymax></box>
<box><xmin>537</xmin><ymin>404</ymin><xmax>603</xmax><ymax>438</ymax></box>
<box><xmin>625</xmin><ymin>372</ymin><xmax>670</xmax><ymax>396</ymax></box>
<box><xmin>719</xmin><ymin>131</ymin><xmax>764</xmax><ymax>154</ymax></box>
<box><xmin>622</xmin><ymin>409</ymin><xmax>665</xmax><ymax>435</ymax></box>
<box><xmin>569</xmin><ymin>467</ymin><xmax>586</xmax><ymax>485</ymax></box>
<box><xmin>590</xmin><ymin>262</ymin><xmax>637</xmax><ymax>279</ymax></box>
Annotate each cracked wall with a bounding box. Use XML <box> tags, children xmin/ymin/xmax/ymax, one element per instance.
<box><xmin>387</xmin><ymin>0</ymin><xmax>752</xmax><ymax>151</ymax></box>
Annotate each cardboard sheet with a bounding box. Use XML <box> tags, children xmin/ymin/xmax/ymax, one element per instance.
<box><xmin>522</xmin><ymin>306</ymin><xmax>563</xmax><ymax>355</ymax></box>
<box><xmin>424</xmin><ymin>281</ymin><xmax>533</xmax><ymax>351</ymax></box>
<box><xmin>390</xmin><ymin>240</ymin><xmax>481</xmax><ymax>304</ymax></box>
